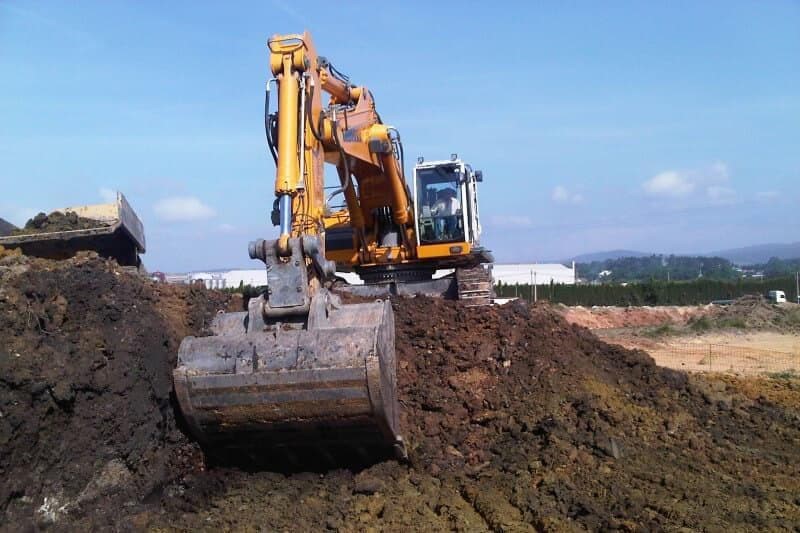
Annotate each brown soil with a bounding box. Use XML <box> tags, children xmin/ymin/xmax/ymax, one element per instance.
<box><xmin>2</xmin><ymin>261</ymin><xmax>799</xmax><ymax>531</ymax></box>
<box><xmin>0</xmin><ymin>253</ymin><xmax>230</xmax><ymax>530</ymax></box>
<box><xmin>700</xmin><ymin>295</ymin><xmax>800</xmax><ymax>333</ymax></box>
<box><xmin>558</xmin><ymin>304</ymin><xmax>708</xmax><ymax>330</ymax></box>
<box><xmin>11</xmin><ymin>211</ymin><xmax>109</xmax><ymax>235</ymax></box>
<box><xmin>559</xmin><ymin>296</ymin><xmax>800</xmax><ymax>335</ymax></box>
<box><xmin>156</xmin><ymin>299</ymin><xmax>800</xmax><ymax>531</ymax></box>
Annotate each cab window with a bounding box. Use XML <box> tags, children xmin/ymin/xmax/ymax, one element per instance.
<box><xmin>416</xmin><ymin>166</ymin><xmax>464</xmax><ymax>244</ymax></box>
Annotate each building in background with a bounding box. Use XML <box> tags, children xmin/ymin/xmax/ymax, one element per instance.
<box><xmin>165</xmin><ymin>262</ymin><xmax>576</xmax><ymax>289</ymax></box>
<box><xmin>165</xmin><ymin>269</ymin><xmax>267</xmax><ymax>289</ymax></box>
<box><xmin>490</xmin><ymin>263</ymin><xmax>576</xmax><ymax>285</ymax></box>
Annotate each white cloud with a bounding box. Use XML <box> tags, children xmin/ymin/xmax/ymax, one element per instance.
<box><xmin>643</xmin><ymin>161</ymin><xmax>736</xmax><ymax>203</ymax></box>
<box><xmin>642</xmin><ymin>171</ymin><xmax>695</xmax><ymax>197</ymax></box>
<box><xmin>487</xmin><ymin>214</ymin><xmax>533</xmax><ymax>228</ymax></box>
<box><xmin>153</xmin><ymin>196</ymin><xmax>216</xmax><ymax>221</ymax></box>
<box><xmin>755</xmin><ymin>190</ymin><xmax>780</xmax><ymax>201</ymax></box>
<box><xmin>552</xmin><ymin>185</ymin><xmax>584</xmax><ymax>204</ymax></box>
<box><xmin>98</xmin><ymin>188</ymin><xmax>117</xmax><ymax>203</ymax></box>
<box><xmin>706</xmin><ymin>161</ymin><xmax>729</xmax><ymax>183</ymax></box>
<box><xmin>706</xmin><ymin>185</ymin><xmax>737</xmax><ymax>205</ymax></box>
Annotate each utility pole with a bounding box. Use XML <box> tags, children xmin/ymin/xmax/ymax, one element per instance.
<box><xmin>796</xmin><ymin>272</ymin><xmax>799</xmax><ymax>304</ymax></box>
<box><xmin>534</xmin><ymin>271</ymin><xmax>538</xmax><ymax>302</ymax></box>
<box><xmin>528</xmin><ymin>270</ymin><xmax>535</xmax><ymax>302</ymax></box>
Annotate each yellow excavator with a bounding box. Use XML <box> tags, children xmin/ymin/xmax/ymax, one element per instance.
<box><xmin>173</xmin><ymin>32</ymin><xmax>492</xmax><ymax>465</ymax></box>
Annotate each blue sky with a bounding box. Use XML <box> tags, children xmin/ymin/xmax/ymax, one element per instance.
<box><xmin>2</xmin><ymin>1</ymin><xmax>798</xmax><ymax>271</ymax></box>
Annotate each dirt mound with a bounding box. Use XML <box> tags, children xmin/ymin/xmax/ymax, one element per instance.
<box><xmin>0</xmin><ymin>254</ymin><xmax>230</xmax><ymax>529</ymax></box>
<box><xmin>2</xmin><ymin>262</ymin><xmax>798</xmax><ymax>530</ymax></box>
<box><xmin>698</xmin><ymin>294</ymin><xmax>800</xmax><ymax>333</ymax></box>
<box><xmin>11</xmin><ymin>211</ymin><xmax>109</xmax><ymax>236</ymax></box>
<box><xmin>559</xmin><ymin>304</ymin><xmax>707</xmax><ymax>329</ymax></box>
<box><xmin>158</xmin><ymin>298</ymin><xmax>800</xmax><ymax>531</ymax></box>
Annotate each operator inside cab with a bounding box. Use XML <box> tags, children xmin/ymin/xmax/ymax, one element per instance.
<box><xmin>430</xmin><ymin>187</ymin><xmax>460</xmax><ymax>239</ymax></box>
<box><xmin>416</xmin><ymin>164</ymin><xmax>466</xmax><ymax>244</ymax></box>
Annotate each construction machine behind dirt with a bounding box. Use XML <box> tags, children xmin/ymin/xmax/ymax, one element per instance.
<box><xmin>173</xmin><ymin>31</ymin><xmax>492</xmax><ymax>465</ymax></box>
<box><xmin>0</xmin><ymin>192</ymin><xmax>145</xmax><ymax>269</ymax></box>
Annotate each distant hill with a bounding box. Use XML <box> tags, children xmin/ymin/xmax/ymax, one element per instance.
<box><xmin>711</xmin><ymin>242</ymin><xmax>800</xmax><ymax>265</ymax></box>
<box><xmin>568</xmin><ymin>250</ymin><xmax>650</xmax><ymax>263</ymax></box>
<box><xmin>0</xmin><ymin>217</ymin><xmax>16</xmax><ymax>237</ymax></box>
<box><xmin>564</xmin><ymin>243</ymin><xmax>800</xmax><ymax>267</ymax></box>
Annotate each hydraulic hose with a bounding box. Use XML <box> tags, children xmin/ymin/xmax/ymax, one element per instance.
<box><xmin>306</xmin><ymin>82</ymin><xmax>325</xmax><ymax>143</ymax></box>
<box><xmin>264</xmin><ymin>85</ymin><xmax>278</xmax><ymax>164</ymax></box>
<box><xmin>326</xmin><ymin>122</ymin><xmax>351</xmax><ymax>204</ymax></box>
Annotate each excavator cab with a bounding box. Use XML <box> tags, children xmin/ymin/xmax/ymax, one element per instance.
<box><xmin>413</xmin><ymin>157</ymin><xmax>483</xmax><ymax>250</ymax></box>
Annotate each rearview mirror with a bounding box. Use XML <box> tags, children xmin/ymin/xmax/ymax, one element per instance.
<box><xmin>475</xmin><ymin>170</ymin><xmax>483</xmax><ymax>182</ymax></box>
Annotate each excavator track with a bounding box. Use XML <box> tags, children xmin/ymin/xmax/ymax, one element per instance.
<box><xmin>456</xmin><ymin>265</ymin><xmax>494</xmax><ymax>306</ymax></box>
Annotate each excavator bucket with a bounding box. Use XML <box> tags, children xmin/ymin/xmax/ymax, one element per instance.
<box><xmin>173</xmin><ymin>287</ymin><xmax>405</xmax><ymax>468</ymax></box>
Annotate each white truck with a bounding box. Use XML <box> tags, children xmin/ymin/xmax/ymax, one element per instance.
<box><xmin>767</xmin><ymin>290</ymin><xmax>787</xmax><ymax>304</ymax></box>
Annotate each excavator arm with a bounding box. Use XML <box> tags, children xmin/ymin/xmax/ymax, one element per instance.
<box><xmin>265</xmin><ymin>32</ymin><xmax>412</xmax><ymax>270</ymax></box>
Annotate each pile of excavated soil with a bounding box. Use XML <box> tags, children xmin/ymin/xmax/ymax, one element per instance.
<box><xmin>11</xmin><ymin>211</ymin><xmax>109</xmax><ymax>236</ymax></box>
<box><xmin>0</xmin><ymin>254</ymin><xmax>230</xmax><ymax>530</ymax></box>
<box><xmin>558</xmin><ymin>304</ymin><xmax>708</xmax><ymax>329</ymax></box>
<box><xmin>2</xmin><ymin>260</ymin><xmax>799</xmax><ymax>531</ymax></box>
<box><xmin>157</xmin><ymin>298</ymin><xmax>800</xmax><ymax>531</ymax></box>
<box><xmin>697</xmin><ymin>294</ymin><xmax>800</xmax><ymax>333</ymax></box>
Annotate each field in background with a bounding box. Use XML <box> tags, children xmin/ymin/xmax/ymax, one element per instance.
<box><xmin>558</xmin><ymin>302</ymin><xmax>800</xmax><ymax>376</ymax></box>
<box><xmin>609</xmin><ymin>332</ymin><xmax>800</xmax><ymax>376</ymax></box>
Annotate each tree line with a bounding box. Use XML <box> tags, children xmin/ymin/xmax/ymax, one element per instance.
<box><xmin>751</xmin><ymin>257</ymin><xmax>800</xmax><ymax>278</ymax></box>
<box><xmin>577</xmin><ymin>255</ymin><xmax>737</xmax><ymax>282</ymax></box>
<box><xmin>495</xmin><ymin>276</ymin><xmax>799</xmax><ymax>306</ymax></box>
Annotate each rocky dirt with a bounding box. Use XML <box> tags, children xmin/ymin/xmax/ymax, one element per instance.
<box><xmin>0</xmin><ymin>254</ymin><xmax>230</xmax><ymax>530</ymax></box>
<box><xmin>11</xmin><ymin>211</ymin><xmax>109</xmax><ymax>236</ymax></box>
<box><xmin>1</xmin><ymin>259</ymin><xmax>799</xmax><ymax>531</ymax></box>
<box><xmin>153</xmin><ymin>299</ymin><xmax>800</xmax><ymax>532</ymax></box>
<box><xmin>697</xmin><ymin>295</ymin><xmax>800</xmax><ymax>333</ymax></box>
<box><xmin>560</xmin><ymin>296</ymin><xmax>800</xmax><ymax>335</ymax></box>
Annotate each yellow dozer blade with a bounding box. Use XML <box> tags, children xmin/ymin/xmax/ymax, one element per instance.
<box><xmin>173</xmin><ymin>237</ymin><xmax>405</xmax><ymax>468</ymax></box>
